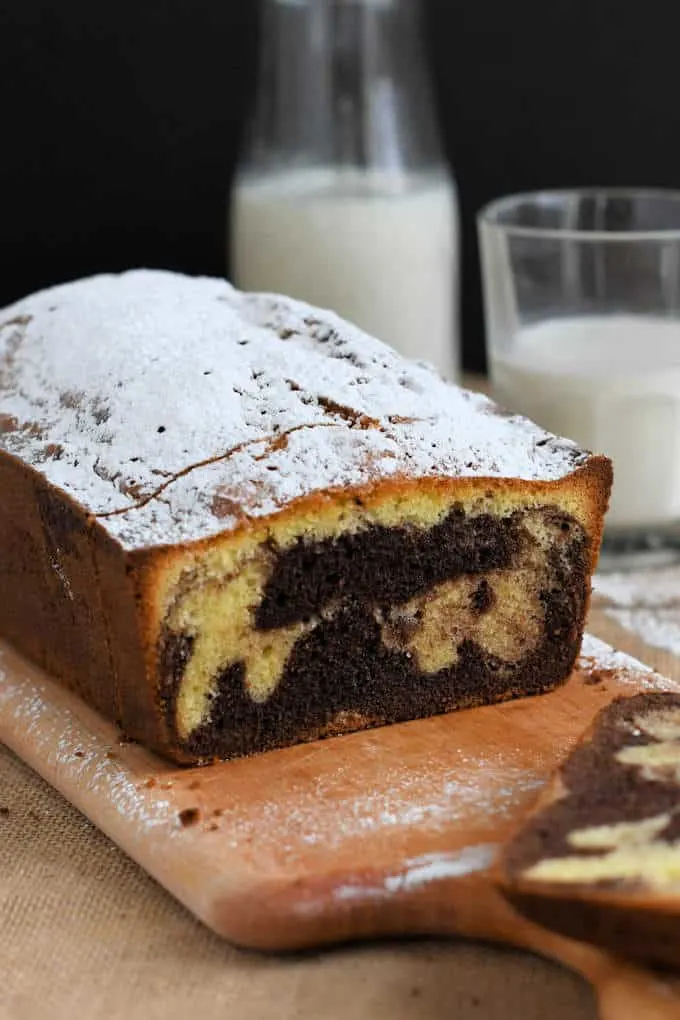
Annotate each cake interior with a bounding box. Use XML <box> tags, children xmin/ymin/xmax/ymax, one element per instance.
<box><xmin>155</xmin><ymin>487</ymin><xmax>592</xmax><ymax>759</ymax></box>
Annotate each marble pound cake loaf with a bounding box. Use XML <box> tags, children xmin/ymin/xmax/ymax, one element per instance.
<box><xmin>499</xmin><ymin>692</ymin><xmax>680</xmax><ymax>969</ymax></box>
<box><xmin>0</xmin><ymin>270</ymin><xmax>611</xmax><ymax>763</ymax></box>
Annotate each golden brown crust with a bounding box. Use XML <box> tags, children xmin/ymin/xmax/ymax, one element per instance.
<box><xmin>0</xmin><ymin>450</ymin><xmax>119</xmax><ymax>720</ymax></box>
<box><xmin>138</xmin><ymin>454</ymin><xmax>612</xmax><ymax>575</ymax></box>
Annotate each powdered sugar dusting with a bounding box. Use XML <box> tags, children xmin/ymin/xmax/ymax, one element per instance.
<box><xmin>326</xmin><ymin>846</ymin><xmax>498</xmax><ymax>908</ymax></box>
<box><xmin>579</xmin><ymin>633</ymin><xmax>652</xmax><ymax>674</ymax></box>
<box><xmin>589</xmin><ymin>564</ymin><xmax>680</xmax><ymax>675</ymax></box>
<box><xmin>317</xmin><ymin>760</ymin><xmax>543</xmax><ymax>843</ymax></box>
<box><xmin>579</xmin><ymin>632</ymin><xmax>679</xmax><ymax>691</ymax></box>
<box><xmin>0</xmin><ymin>270</ymin><xmax>589</xmax><ymax>549</ymax></box>
<box><xmin>196</xmin><ymin>755</ymin><xmax>544</xmax><ymax>866</ymax></box>
<box><xmin>593</xmin><ymin>566</ymin><xmax>680</xmax><ymax>609</ymax></box>
<box><xmin>0</xmin><ymin>643</ymin><xmax>176</xmax><ymax>833</ymax></box>
<box><xmin>603</xmin><ymin>608</ymin><xmax>680</xmax><ymax>662</ymax></box>
<box><xmin>384</xmin><ymin>845</ymin><xmax>498</xmax><ymax>891</ymax></box>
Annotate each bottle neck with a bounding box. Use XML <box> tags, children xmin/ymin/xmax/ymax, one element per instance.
<box><xmin>242</xmin><ymin>0</ymin><xmax>445</xmax><ymax>178</ymax></box>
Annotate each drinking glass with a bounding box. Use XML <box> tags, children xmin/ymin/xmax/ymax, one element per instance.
<box><xmin>478</xmin><ymin>188</ymin><xmax>680</xmax><ymax>561</ymax></box>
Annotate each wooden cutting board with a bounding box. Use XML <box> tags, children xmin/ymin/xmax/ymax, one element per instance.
<box><xmin>2</xmin><ymin>633</ymin><xmax>680</xmax><ymax>1020</ymax></box>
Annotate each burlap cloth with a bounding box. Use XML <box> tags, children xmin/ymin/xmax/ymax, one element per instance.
<box><xmin>2</xmin><ymin>587</ymin><xmax>678</xmax><ymax>1019</ymax></box>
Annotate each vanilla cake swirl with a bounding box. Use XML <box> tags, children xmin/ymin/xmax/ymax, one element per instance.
<box><xmin>0</xmin><ymin>270</ymin><xmax>611</xmax><ymax>762</ymax></box>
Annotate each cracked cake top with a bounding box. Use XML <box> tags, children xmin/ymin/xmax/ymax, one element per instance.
<box><xmin>0</xmin><ymin>269</ymin><xmax>590</xmax><ymax>550</ymax></box>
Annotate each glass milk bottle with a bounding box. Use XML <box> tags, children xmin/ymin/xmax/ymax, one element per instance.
<box><xmin>229</xmin><ymin>0</ymin><xmax>459</xmax><ymax>380</ymax></box>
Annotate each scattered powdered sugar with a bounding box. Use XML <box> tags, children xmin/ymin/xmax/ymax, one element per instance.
<box><xmin>579</xmin><ymin>633</ymin><xmax>652</xmax><ymax>674</ymax></box>
<box><xmin>0</xmin><ymin>643</ymin><xmax>176</xmax><ymax>833</ymax></box>
<box><xmin>593</xmin><ymin>565</ymin><xmax>680</xmax><ymax>609</ymax></box>
<box><xmin>579</xmin><ymin>632</ymin><xmax>680</xmax><ymax>691</ymax></box>
<box><xmin>592</xmin><ymin>564</ymin><xmax>680</xmax><ymax>675</ymax></box>
<box><xmin>317</xmin><ymin>760</ymin><xmax>544</xmax><ymax>843</ymax></box>
<box><xmin>383</xmin><ymin>845</ymin><xmax>498</xmax><ymax>891</ymax></box>
<box><xmin>603</xmin><ymin>608</ymin><xmax>680</xmax><ymax>662</ymax></box>
<box><xmin>204</xmin><ymin>755</ymin><xmax>545</xmax><ymax>864</ymax></box>
<box><xmin>328</xmin><ymin>845</ymin><xmax>498</xmax><ymax>907</ymax></box>
<box><xmin>0</xmin><ymin>269</ymin><xmax>589</xmax><ymax>549</ymax></box>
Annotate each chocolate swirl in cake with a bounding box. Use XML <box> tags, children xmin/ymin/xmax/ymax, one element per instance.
<box><xmin>158</xmin><ymin>504</ymin><xmax>589</xmax><ymax>759</ymax></box>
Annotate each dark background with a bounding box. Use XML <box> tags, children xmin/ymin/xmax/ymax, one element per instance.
<box><xmin>1</xmin><ymin>0</ymin><xmax>678</xmax><ymax>371</ymax></box>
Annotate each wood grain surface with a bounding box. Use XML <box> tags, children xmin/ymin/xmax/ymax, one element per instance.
<box><xmin>2</xmin><ymin>634</ymin><xmax>680</xmax><ymax>1018</ymax></box>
